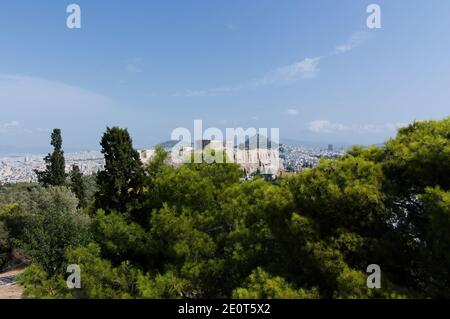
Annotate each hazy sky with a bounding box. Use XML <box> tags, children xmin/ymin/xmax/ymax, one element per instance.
<box><xmin>0</xmin><ymin>0</ymin><xmax>449</xmax><ymax>152</ymax></box>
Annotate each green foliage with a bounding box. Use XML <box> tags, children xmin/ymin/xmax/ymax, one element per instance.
<box><xmin>18</xmin><ymin>263</ymin><xmax>70</xmax><ymax>299</ymax></box>
<box><xmin>64</xmin><ymin>243</ymin><xmax>141</xmax><ymax>298</ymax></box>
<box><xmin>186</xmin><ymin>161</ymin><xmax>243</xmax><ymax>192</ymax></box>
<box><xmin>69</xmin><ymin>165</ymin><xmax>87</xmax><ymax>208</ymax></box>
<box><xmin>232</xmin><ymin>268</ymin><xmax>319</xmax><ymax>299</ymax></box>
<box><xmin>0</xmin><ymin>221</ymin><xmax>9</xmax><ymax>267</ymax></box>
<box><xmin>20</xmin><ymin>244</ymin><xmax>140</xmax><ymax>299</ymax></box>
<box><xmin>0</xmin><ymin>204</ymin><xmax>26</xmax><ymax>268</ymax></box>
<box><xmin>137</xmin><ymin>271</ymin><xmax>188</xmax><ymax>299</ymax></box>
<box><xmin>11</xmin><ymin>118</ymin><xmax>450</xmax><ymax>299</ymax></box>
<box><xmin>145</xmin><ymin>146</ymin><xmax>169</xmax><ymax>180</ymax></box>
<box><xmin>417</xmin><ymin>187</ymin><xmax>450</xmax><ymax>297</ymax></box>
<box><xmin>287</xmin><ymin>155</ymin><xmax>387</xmax><ymax>236</ymax></box>
<box><xmin>35</xmin><ymin>128</ymin><xmax>67</xmax><ymax>187</ymax></box>
<box><xmin>0</xmin><ymin>203</ymin><xmax>27</xmax><ymax>244</ymax></box>
<box><xmin>18</xmin><ymin>187</ymin><xmax>92</xmax><ymax>275</ymax></box>
<box><xmin>377</xmin><ymin>119</ymin><xmax>450</xmax><ymax>296</ymax></box>
<box><xmin>81</xmin><ymin>173</ymin><xmax>99</xmax><ymax>211</ymax></box>
<box><xmin>383</xmin><ymin>119</ymin><xmax>450</xmax><ymax>193</ymax></box>
<box><xmin>0</xmin><ymin>183</ymin><xmax>43</xmax><ymax>210</ymax></box>
<box><xmin>92</xmin><ymin>210</ymin><xmax>150</xmax><ymax>265</ymax></box>
<box><xmin>151</xmin><ymin>165</ymin><xmax>215</xmax><ymax>212</ymax></box>
<box><xmin>95</xmin><ymin>127</ymin><xmax>145</xmax><ymax>219</ymax></box>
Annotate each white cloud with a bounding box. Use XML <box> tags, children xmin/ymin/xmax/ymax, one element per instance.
<box><xmin>1</xmin><ymin>121</ymin><xmax>20</xmax><ymax>129</ymax></box>
<box><xmin>36</xmin><ymin>128</ymin><xmax>51</xmax><ymax>133</ymax></box>
<box><xmin>0</xmin><ymin>121</ymin><xmax>20</xmax><ymax>133</ymax></box>
<box><xmin>126</xmin><ymin>58</ymin><xmax>144</xmax><ymax>73</ymax></box>
<box><xmin>176</xmin><ymin>86</ymin><xmax>235</xmax><ymax>97</ymax></box>
<box><xmin>183</xmin><ymin>89</ymin><xmax>212</xmax><ymax>97</ymax></box>
<box><xmin>268</xmin><ymin>58</ymin><xmax>320</xmax><ymax>82</ymax></box>
<box><xmin>286</xmin><ymin>109</ymin><xmax>299</xmax><ymax>116</ymax></box>
<box><xmin>308</xmin><ymin>120</ymin><xmax>407</xmax><ymax>134</ymax></box>
<box><xmin>308</xmin><ymin>120</ymin><xmax>346</xmax><ymax>133</ymax></box>
<box><xmin>0</xmin><ymin>121</ymin><xmax>51</xmax><ymax>136</ymax></box>
<box><xmin>180</xmin><ymin>57</ymin><xmax>321</xmax><ymax>97</ymax></box>
<box><xmin>181</xmin><ymin>30</ymin><xmax>368</xmax><ymax>97</ymax></box>
<box><xmin>334</xmin><ymin>31</ymin><xmax>368</xmax><ymax>55</ymax></box>
<box><xmin>126</xmin><ymin>64</ymin><xmax>142</xmax><ymax>73</ymax></box>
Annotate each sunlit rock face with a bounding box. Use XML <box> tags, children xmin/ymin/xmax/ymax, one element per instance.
<box><xmin>139</xmin><ymin>139</ymin><xmax>283</xmax><ymax>178</ymax></box>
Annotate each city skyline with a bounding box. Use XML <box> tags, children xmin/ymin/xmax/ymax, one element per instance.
<box><xmin>1</xmin><ymin>1</ymin><xmax>449</xmax><ymax>153</ymax></box>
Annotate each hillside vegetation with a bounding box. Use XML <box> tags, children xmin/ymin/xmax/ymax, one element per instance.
<box><xmin>0</xmin><ymin>118</ymin><xmax>449</xmax><ymax>298</ymax></box>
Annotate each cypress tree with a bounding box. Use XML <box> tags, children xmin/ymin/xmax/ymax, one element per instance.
<box><xmin>70</xmin><ymin>164</ymin><xmax>87</xmax><ymax>208</ymax></box>
<box><xmin>35</xmin><ymin>128</ymin><xmax>66</xmax><ymax>186</ymax></box>
<box><xmin>95</xmin><ymin>127</ymin><xmax>145</xmax><ymax>215</ymax></box>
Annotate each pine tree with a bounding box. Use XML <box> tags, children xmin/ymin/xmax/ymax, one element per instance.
<box><xmin>70</xmin><ymin>164</ymin><xmax>87</xmax><ymax>208</ymax></box>
<box><xmin>35</xmin><ymin>128</ymin><xmax>66</xmax><ymax>186</ymax></box>
<box><xmin>95</xmin><ymin>127</ymin><xmax>145</xmax><ymax>215</ymax></box>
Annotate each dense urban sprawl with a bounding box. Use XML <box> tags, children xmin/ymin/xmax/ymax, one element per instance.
<box><xmin>0</xmin><ymin>151</ymin><xmax>104</xmax><ymax>184</ymax></box>
<box><xmin>0</xmin><ymin>144</ymin><xmax>344</xmax><ymax>184</ymax></box>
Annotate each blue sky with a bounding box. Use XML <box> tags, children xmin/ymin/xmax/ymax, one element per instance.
<box><xmin>0</xmin><ymin>0</ymin><xmax>449</xmax><ymax>152</ymax></box>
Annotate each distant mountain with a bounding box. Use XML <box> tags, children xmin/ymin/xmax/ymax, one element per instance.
<box><xmin>154</xmin><ymin>136</ymin><xmax>355</xmax><ymax>151</ymax></box>
<box><xmin>237</xmin><ymin>134</ymin><xmax>279</xmax><ymax>150</ymax></box>
<box><xmin>155</xmin><ymin>136</ymin><xmax>279</xmax><ymax>151</ymax></box>
<box><xmin>0</xmin><ymin>144</ymin><xmax>47</xmax><ymax>156</ymax></box>
<box><xmin>279</xmin><ymin>138</ymin><xmax>356</xmax><ymax>150</ymax></box>
<box><xmin>279</xmin><ymin>138</ymin><xmax>327</xmax><ymax>149</ymax></box>
<box><xmin>154</xmin><ymin>140</ymin><xmax>192</xmax><ymax>150</ymax></box>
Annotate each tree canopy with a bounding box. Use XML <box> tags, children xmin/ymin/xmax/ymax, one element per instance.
<box><xmin>0</xmin><ymin>117</ymin><xmax>448</xmax><ymax>299</ymax></box>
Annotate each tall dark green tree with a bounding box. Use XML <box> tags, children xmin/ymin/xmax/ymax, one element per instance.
<box><xmin>95</xmin><ymin>127</ymin><xmax>145</xmax><ymax>216</ymax></box>
<box><xmin>35</xmin><ymin>128</ymin><xmax>66</xmax><ymax>187</ymax></box>
<box><xmin>70</xmin><ymin>164</ymin><xmax>87</xmax><ymax>208</ymax></box>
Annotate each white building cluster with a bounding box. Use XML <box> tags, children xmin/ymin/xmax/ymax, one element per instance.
<box><xmin>0</xmin><ymin>151</ymin><xmax>104</xmax><ymax>184</ymax></box>
<box><xmin>139</xmin><ymin>139</ymin><xmax>283</xmax><ymax>179</ymax></box>
<box><xmin>280</xmin><ymin>144</ymin><xmax>344</xmax><ymax>172</ymax></box>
